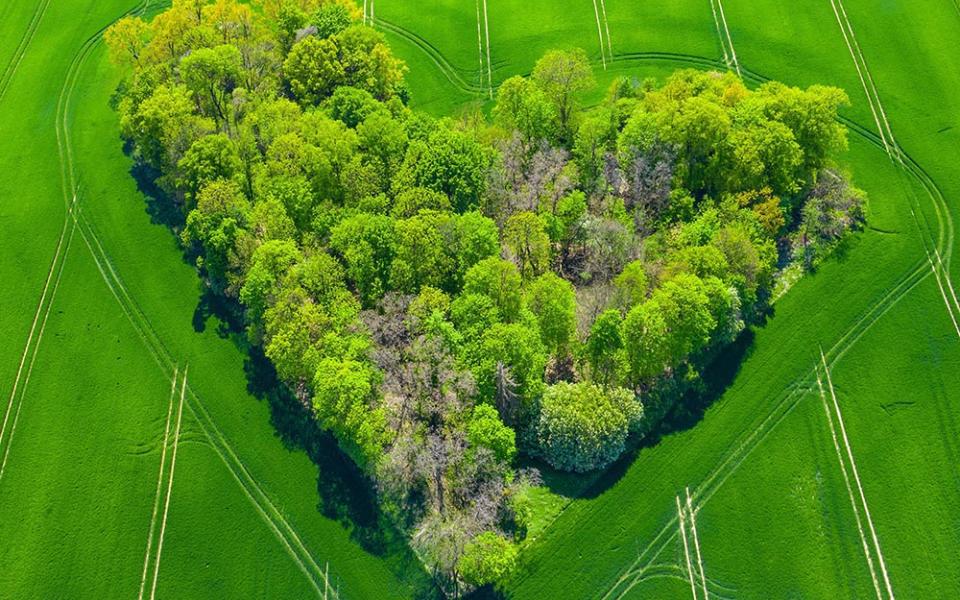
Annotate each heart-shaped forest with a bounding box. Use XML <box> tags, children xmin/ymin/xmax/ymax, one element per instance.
<box><xmin>105</xmin><ymin>0</ymin><xmax>865</xmax><ymax>595</ymax></box>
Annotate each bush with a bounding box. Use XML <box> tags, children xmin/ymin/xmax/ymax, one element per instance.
<box><xmin>536</xmin><ymin>382</ymin><xmax>641</xmax><ymax>472</ymax></box>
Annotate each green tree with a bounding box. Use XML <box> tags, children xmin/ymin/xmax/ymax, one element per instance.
<box><xmin>180</xmin><ymin>44</ymin><xmax>242</xmax><ymax>128</ymax></box>
<box><xmin>391</xmin><ymin>187</ymin><xmax>451</xmax><ymax>218</ymax></box>
<box><xmin>526</xmin><ymin>272</ymin><xmax>576</xmax><ymax>357</ymax></box>
<box><xmin>493</xmin><ymin>75</ymin><xmax>556</xmax><ymax>147</ymax></box>
<box><xmin>463</xmin><ymin>258</ymin><xmax>523</xmax><ymax>322</ymax></box>
<box><xmin>177</xmin><ymin>134</ymin><xmax>245</xmax><ymax>207</ymax></box>
<box><xmin>402</xmin><ymin>127</ymin><xmax>489</xmax><ymax>212</ymax></box>
<box><xmin>613</xmin><ymin>260</ymin><xmax>648</xmax><ymax>309</ymax></box>
<box><xmin>390</xmin><ymin>211</ymin><xmax>454</xmax><ymax>293</ymax></box>
<box><xmin>329</xmin><ymin>212</ymin><xmax>395</xmax><ymax>306</ymax></box>
<box><xmin>312</xmin><ymin>357</ymin><xmax>388</xmax><ymax>469</ymax></box>
<box><xmin>531</xmin><ymin>48</ymin><xmax>594</xmax><ymax>144</ymax></box>
<box><xmin>503</xmin><ymin>212</ymin><xmax>551</xmax><ymax>279</ymax></box>
<box><xmin>449</xmin><ymin>211</ymin><xmax>500</xmax><ymax>288</ymax></box>
<box><xmin>586</xmin><ymin>309</ymin><xmax>625</xmax><ymax>385</ymax></box>
<box><xmin>181</xmin><ymin>179</ymin><xmax>250</xmax><ymax>294</ymax></box>
<box><xmin>468</xmin><ymin>404</ymin><xmax>517</xmax><ymax>463</ymax></box>
<box><xmin>623</xmin><ymin>300</ymin><xmax>670</xmax><ymax>383</ymax></box>
<box><xmin>239</xmin><ymin>239</ymin><xmax>303</xmax><ymax>337</ymax></box>
<box><xmin>283</xmin><ymin>35</ymin><xmax>343</xmax><ymax>105</ymax></box>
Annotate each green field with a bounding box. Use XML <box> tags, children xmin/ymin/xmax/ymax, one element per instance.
<box><xmin>2</xmin><ymin>0</ymin><xmax>959</xmax><ymax>598</ymax></box>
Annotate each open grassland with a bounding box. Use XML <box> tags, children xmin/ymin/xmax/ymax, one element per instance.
<box><xmin>0</xmin><ymin>1</ymin><xmax>427</xmax><ymax>597</ymax></box>
<box><xmin>379</xmin><ymin>0</ymin><xmax>960</xmax><ymax>598</ymax></box>
<box><xmin>2</xmin><ymin>0</ymin><xmax>959</xmax><ymax>598</ymax></box>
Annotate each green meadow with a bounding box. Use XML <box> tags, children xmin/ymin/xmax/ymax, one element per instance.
<box><xmin>2</xmin><ymin>0</ymin><xmax>959</xmax><ymax>598</ymax></box>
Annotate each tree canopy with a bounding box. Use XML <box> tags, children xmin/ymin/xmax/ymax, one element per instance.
<box><xmin>108</xmin><ymin>4</ymin><xmax>865</xmax><ymax>591</ymax></box>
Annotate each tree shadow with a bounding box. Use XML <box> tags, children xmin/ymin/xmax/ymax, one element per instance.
<box><xmin>126</xmin><ymin>149</ymin><xmax>185</xmax><ymax>232</ymax></box>
<box><xmin>242</xmin><ymin>344</ymin><xmax>440</xmax><ymax>599</ymax></box>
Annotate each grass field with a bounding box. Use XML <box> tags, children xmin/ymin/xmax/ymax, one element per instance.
<box><xmin>2</xmin><ymin>0</ymin><xmax>959</xmax><ymax>598</ymax></box>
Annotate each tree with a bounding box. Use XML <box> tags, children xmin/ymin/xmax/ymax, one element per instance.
<box><xmin>449</xmin><ymin>211</ymin><xmax>500</xmax><ymax>287</ymax></box>
<box><xmin>329</xmin><ymin>212</ymin><xmax>395</xmax><ymax>306</ymax></box>
<box><xmin>403</xmin><ymin>127</ymin><xmax>489</xmax><ymax>212</ymax></box>
<box><xmin>531</xmin><ymin>48</ymin><xmax>594</xmax><ymax>144</ymax></box>
<box><xmin>623</xmin><ymin>300</ymin><xmax>670</xmax><ymax>383</ymax></box>
<box><xmin>181</xmin><ymin>179</ymin><xmax>250</xmax><ymax>294</ymax></box>
<box><xmin>650</xmin><ymin>273</ymin><xmax>716</xmax><ymax>362</ymax></box>
<box><xmin>526</xmin><ymin>272</ymin><xmax>576</xmax><ymax>357</ymax></box>
<box><xmin>463</xmin><ymin>258</ymin><xmax>523</xmax><ymax>322</ymax></box>
<box><xmin>391</xmin><ymin>187</ymin><xmax>451</xmax><ymax>218</ymax></box>
<box><xmin>473</xmin><ymin>321</ymin><xmax>547</xmax><ymax>414</ymax></box>
<box><xmin>104</xmin><ymin>15</ymin><xmax>148</xmax><ymax>66</ymax></box>
<box><xmin>239</xmin><ymin>239</ymin><xmax>302</xmax><ymax>337</ymax></box>
<box><xmin>357</xmin><ymin>110</ymin><xmax>408</xmax><ymax>193</ymax></box>
<box><xmin>586</xmin><ymin>309</ymin><xmax>624</xmax><ymax>384</ymax></box>
<box><xmin>613</xmin><ymin>260</ymin><xmax>648</xmax><ymax>309</ymax></box>
<box><xmin>459</xmin><ymin>532</ymin><xmax>518</xmax><ymax>588</ymax></box>
<box><xmin>180</xmin><ymin>45</ymin><xmax>243</xmax><ymax>128</ymax></box>
<box><xmin>312</xmin><ymin>357</ymin><xmax>388</xmax><ymax>469</ymax></box>
<box><xmin>468</xmin><ymin>404</ymin><xmax>517</xmax><ymax>463</ymax></box>
<box><xmin>177</xmin><ymin>134</ymin><xmax>245</xmax><ymax>207</ymax></box>
<box><xmin>493</xmin><ymin>76</ymin><xmax>556</xmax><ymax>148</ymax></box>
<box><xmin>503</xmin><ymin>212</ymin><xmax>551</xmax><ymax>279</ymax></box>
<box><xmin>283</xmin><ymin>35</ymin><xmax>343</xmax><ymax>105</ymax></box>
<box><xmin>536</xmin><ymin>382</ymin><xmax>634</xmax><ymax>472</ymax></box>
<box><xmin>390</xmin><ymin>211</ymin><xmax>454</xmax><ymax>293</ymax></box>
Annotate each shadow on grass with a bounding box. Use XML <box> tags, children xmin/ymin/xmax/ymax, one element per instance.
<box><xmin>243</xmin><ymin>345</ymin><xmax>440</xmax><ymax>599</ymax></box>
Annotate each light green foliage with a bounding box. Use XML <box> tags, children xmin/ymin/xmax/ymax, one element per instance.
<box><xmin>329</xmin><ymin>212</ymin><xmax>396</xmax><ymax>306</ymax></box>
<box><xmin>390</xmin><ymin>211</ymin><xmax>453</xmax><ymax>293</ymax></box>
<box><xmin>503</xmin><ymin>211</ymin><xmax>551</xmax><ymax>279</ymax></box>
<box><xmin>463</xmin><ymin>258</ymin><xmax>523</xmax><ymax>322</ymax></box>
<box><xmin>623</xmin><ymin>299</ymin><xmax>670</xmax><ymax>383</ymax></box>
<box><xmin>284</xmin><ymin>25</ymin><xmax>405</xmax><ymax>105</ymax></box>
<box><xmin>180</xmin><ymin>44</ymin><xmax>242</xmax><ymax>127</ymax></box>
<box><xmin>468</xmin><ymin>404</ymin><xmax>517</xmax><ymax>463</ymax></box>
<box><xmin>474</xmin><ymin>321</ymin><xmax>547</xmax><ymax>408</ymax></box>
<box><xmin>357</xmin><ymin>110</ymin><xmax>408</xmax><ymax>193</ymax></box>
<box><xmin>182</xmin><ymin>179</ymin><xmax>250</xmax><ymax>292</ymax></box>
<box><xmin>324</xmin><ymin>86</ymin><xmax>382</xmax><ymax>128</ymax></box>
<box><xmin>494</xmin><ymin>76</ymin><xmax>556</xmax><ymax>146</ymax></box>
<box><xmin>390</xmin><ymin>187</ymin><xmax>451</xmax><ymax>218</ymax></box>
<box><xmin>449</xmin><ymin>211</ymin><xmax>500</xmax><ymax>286</ymax></box>
<box><xmin>284</xmin><ymin>36</ymin><xmax>343</xmax><ymax>106</ymax></box>
<box><xmin>531</xmin><ymin>48</ymin><xmax>594</xmax><ymax>143</ymax></box>
<box><xmin>536</xmin><ymin>382</ymin><xmax>636</xmax><ymax>472</ymax></box>
<box><xmin>526</xmin><ymin>273</ymin><xmax>577</xmax><ymax>357</ymax></box>
<box><xmin>312</xmin><ymin>358</ymin><xmax>388</xmax><ymax>468</ymax></box>
<box><xmin>586</xmin><ymin>309</ymin><xmax>626</xmax><ymax>385</ymax></box>
<box><xmin>651</xmin><ymin>273</ymin><xmax>716</xmax><ymax>362</ymax></box>
<box><xmin>239</xmin><ymin>239</ymin><xmax>302</xmax><ymax>334</ymax></box>
<box><xmin>613</xmin><ymin>259</ymin><xmax>649</xmax><ymax>309</ymax></box>
<box><xmin>458</xmin><ymin>532</ymin><xmax>518</xmax><ymax>588</ymax></box>
<box><xmin>401</xmin><ymin>126</ymin><xmax>489</xmax><ymax>212</ymax></box>
<box><xmin>312</xmin><ymin>3</ymin><xmax>352</xmax><ymax>38</ymax></box>
<box><xmin>541</xmin><ymin>191</ymin><xmax>587</xmax><ymax>254</ymax></box>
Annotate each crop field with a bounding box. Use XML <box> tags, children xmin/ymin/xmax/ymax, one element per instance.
<box><xmin>1</xmin><ymin>0</ymin><xmax>959</xmax><ymax>599</ymax></box>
